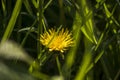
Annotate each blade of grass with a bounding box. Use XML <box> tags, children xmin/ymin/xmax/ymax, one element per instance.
<box><xmin>76</xmin><ymin>0</ymin><xmax>97</xmax><ymax>44</ymax></box>
<box><xmin>56</xmin><ymin>56</ymin><xmax>62</xmax><ymax>76</ymax></box>
<box><xmin>85</xmin><ymin>50</ymin><xmax>104</xmax><ymax>74</ymax></box>
<box><xmin>103</xmin><ymin>3</ymin><xmax>120</xmax><ymax>26</ymax></box>
<box><xmin>74</xmin><ymin>0</ymin><xmax>96</xmax><ymax>80</ymax></box>
<box><xmin>23</xmin><ymin>0</ymin><xmax>33</xmax><ymax>15</ymax></box>
<box><xmin>44</xmin><ymin>0</ymin><xmax>53</xmax><ymax>10</ymax></box>
<box><xmin>30</xmin><ymin>71</ymin><xmax>50</xmax><ymax>80</ymax></box>
<box><xmin>1</xmin><ymin>0</ymin><xmax>22</xmax><ymax>43</ymax></box>
<box><xmin>31</xmin><ymin>0</ymin><xmax>38</xmax><ymax>9</ymax></box>
<box><xmin>62</xmin><ymin>11</ymin><xmax>82</xmax><ymax>80</ymax></box>
<box><xmin>1</xmin><ymin>0</ymin><xmax>7</xmax><ymax>27</ymax></box>
<box><xmin>114</xmin><ymin>69</ymin><xmax>120</xmax><ymax>80</ymax></box>
<box><xmin>100</xmin><ymin>57</ymin><xmax>112</xmax><ymax>80</ymax></box>
<box><xmin>74</xmin><ymin>38</ymin><xmax>93</xmax><ymax>80</ymax></box>
<box><xmin>1</xmin><ymin>0</ymin><xmax>7</xmax><ymax>17</ymax></box>
<box><xmin>95</xmin><ymin>22</ymin><xmax>109</xmax><ymax>51</ymax></box>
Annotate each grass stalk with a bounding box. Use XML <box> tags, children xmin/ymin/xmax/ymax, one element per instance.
<box><xmin>37</xmin><ymin>0</ymin><xmax>44</xmax><ymax>55</ymax></box>
<box><xmin>1</xmin><ymin>0</ymin><xmax>22</xmax><ymax>43</ymax></box>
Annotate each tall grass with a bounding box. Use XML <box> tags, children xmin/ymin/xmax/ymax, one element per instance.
<box><xmin>0</xmin><ymin>0</ymin><xmax>120</xmax><ymax>80</ymax></box>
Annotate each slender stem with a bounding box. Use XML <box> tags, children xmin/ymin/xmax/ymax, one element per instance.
<box><xmin>56</xmin><ymin>56</ymin><xmax>62</xmax><ymax>76</ymax></box>
<box><xmin>37</xmin><ymin>0</ymin><xmax>44</xmax><ymax>55</ymax></box>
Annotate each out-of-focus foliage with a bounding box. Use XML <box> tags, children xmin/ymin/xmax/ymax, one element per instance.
<box><xmin>0</xmin><ymin>0</ymin><xmax>120</xmax><ymax>80</ymax></box>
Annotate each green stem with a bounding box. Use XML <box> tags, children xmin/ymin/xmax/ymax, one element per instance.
<box><xmin>56</xmin><ymin>56</ymin><xmax>62</xmax><ymax>76</ymax></box>
<box><xmin>37</xmin><ymin>0</ymin><xmax>44</xmax><ymax>55</ymax></box>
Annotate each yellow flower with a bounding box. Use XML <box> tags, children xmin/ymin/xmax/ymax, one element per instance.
<box><xmin>40</xmin><ymin>28</ymin><xmax>74</xmax><ymax>53</ymax></box>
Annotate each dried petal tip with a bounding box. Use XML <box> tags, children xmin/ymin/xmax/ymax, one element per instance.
<box><xmin>40</xmin><ymin>28</ymin><xmax>74</xmax><ymax>53</ymax></box>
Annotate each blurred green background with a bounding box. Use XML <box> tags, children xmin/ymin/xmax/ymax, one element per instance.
<box><xmin>0</xmin><ymin>0</ymin><xmax>120</xmax><ymax>80</ymax></box>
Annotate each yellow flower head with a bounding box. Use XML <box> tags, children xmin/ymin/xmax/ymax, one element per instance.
<box><xmin>40</xmin><ymin>28</ymin><xmax>74</xmax><ymax>53</ymax></box>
